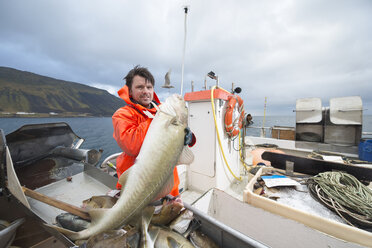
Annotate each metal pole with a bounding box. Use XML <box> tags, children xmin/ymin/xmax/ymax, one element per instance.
<box><xmin>262</xmin><ymin>97</ymin><xmax>267</xmax><ymax>137</ymax></box>
<box><xmin>180</xmin><ymin>6</ymin><xmax>188</xmax><ymax>96</ymax></box>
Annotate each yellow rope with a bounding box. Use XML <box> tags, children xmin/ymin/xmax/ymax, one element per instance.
<box><xmin>210</xmin><ymin>86</ymin><xmax>242</xmax><ymax>181</ymax></box>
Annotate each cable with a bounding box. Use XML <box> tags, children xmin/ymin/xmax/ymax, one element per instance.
<box><xmin>239</xmin><ymin>131</ymin><xmax>251</xmax><ymax>172</ymax></box>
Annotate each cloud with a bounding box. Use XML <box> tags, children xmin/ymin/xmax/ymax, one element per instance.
<box><xmin>90</xmin><ymin>83</ymin><xmax>120</xmax><ymax>96</ymax></box>
<box><xmin>0</xmin><ymin>0</ymin><xmax>371</xmax><ymax>116</ymax></box>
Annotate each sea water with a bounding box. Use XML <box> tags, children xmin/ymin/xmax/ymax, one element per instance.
<box><xmin>1</xmin><ymin>115</ymin><xmax>372</xmax><ymax>164</ymax></box>
<box><xmin>0</xmin><ymin>117</ymin><xmax>122</xmax><ymax>165</ymax></box>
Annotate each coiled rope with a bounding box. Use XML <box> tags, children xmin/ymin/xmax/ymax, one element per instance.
<box><xmin>308</xmin><ymin>171</ymin><xmax>372</xmax><ymax>227</ymax></box>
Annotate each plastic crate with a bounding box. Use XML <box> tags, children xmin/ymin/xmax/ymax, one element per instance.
<box><xmin>359</xmin><ymin>139</ymin><xmax>372</xmax><ymax>162</ymax></box>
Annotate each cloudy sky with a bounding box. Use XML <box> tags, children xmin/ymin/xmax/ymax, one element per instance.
<box><xmin>1</xmin><ymin>0</ymin><xmax>371</xmax><ymax>115</ymax></box>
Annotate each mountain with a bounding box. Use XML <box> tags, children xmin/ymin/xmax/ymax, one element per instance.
<box><xmin>0</xmin><ymin>66</ymin><xmax>124</xmax><ymax>117</ymax></box>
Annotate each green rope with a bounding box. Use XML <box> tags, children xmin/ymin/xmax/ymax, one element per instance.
<box><xmin>308</xmin><ymin>171</ymin><xmax>372</xmax><ymax>227</ymax></box>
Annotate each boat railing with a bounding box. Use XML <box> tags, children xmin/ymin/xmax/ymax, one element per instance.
<box><xmin>246</xmin><ymin>127</ymin><xmax>372</xmax><ymax>139</ymax></box>
<box><xmin>245</xmin><ymin>126</ymin><xmax>272</xmax><ymax>138</ymax></box>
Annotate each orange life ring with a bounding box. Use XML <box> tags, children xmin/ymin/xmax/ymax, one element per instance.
<box><xmin>224</xmin><ymin>94</ymin><xmax>245</xmax><ymax>137</ymax></box>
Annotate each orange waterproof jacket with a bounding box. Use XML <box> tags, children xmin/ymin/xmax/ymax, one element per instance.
<box><xmin>112</xmin><ymin>85</ymin><xmax>180</xmax><ymax>196</ymax></box>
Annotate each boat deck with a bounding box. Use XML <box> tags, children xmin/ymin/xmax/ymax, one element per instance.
<box><xmin>29</xmin><ymin>170</ymin><xmax>113</xmax><ymax>224</ymax></box>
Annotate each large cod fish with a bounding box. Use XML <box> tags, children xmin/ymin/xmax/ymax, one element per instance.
<box><xmin>48</xmin><ymin>94</ymin><xmax>194</xmax><ymax>241</ymax></box>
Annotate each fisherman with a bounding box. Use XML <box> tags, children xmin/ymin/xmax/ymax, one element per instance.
<box><xmin>112</xmin><ymin>65</ymin><xmax>195</xmax><ymax>197</ymax></box>
<box><xmin>245</xmin><ymin>113</ymin><xmax>253</xmax><ymax>126</ymax></box>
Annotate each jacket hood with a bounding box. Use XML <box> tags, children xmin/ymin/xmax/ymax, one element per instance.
<box><xmin>117</xmin><ymin>85</ymin><xmax>161</xmax><ymax>114</ymax></box>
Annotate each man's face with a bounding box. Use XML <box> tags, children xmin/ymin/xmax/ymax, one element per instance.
<box><xmin>129</xmin><ymin>75</ymin><xmax>154</xmax><ymax>108</ymax></box>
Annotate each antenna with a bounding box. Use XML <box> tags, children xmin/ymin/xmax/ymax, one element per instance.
<box><xmin>180</xmin><ymin>6</ymin><xmax>189</xmax><ymax>96</ymax></box>
<box><xmin>262</xmin><ymin>97</ymin><xmax>267</xmax><ymax>137</ymax></box>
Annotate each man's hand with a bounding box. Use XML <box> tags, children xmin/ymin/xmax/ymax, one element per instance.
<box><xmin>184</xmin><ymin>127</ymin><xmax>196</xmax><ymax>147</ymax></box>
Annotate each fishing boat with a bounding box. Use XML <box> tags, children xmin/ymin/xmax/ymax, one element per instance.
<box><xmin>1</xmin><ymin>77</ymin><xmax>372</xmax><ymax>248</ymax></box>
<box><xmin>0</xmin><ymin>122</ymin><xmax>265</xmax><ymax>247</ymax></box>
<box><xmin>174</xmin><ymin>87</ymin><xmax>372</xmax><ymax>248</ymax></box>
<box><xmin>2</xmin><ymin>80</ymin><xmax>372</xmax><ymax>248</ymax></box>
<box><xmin>174</xmin><ymin>7</ymin><xmax>372</xmax><ymax>246</ymax></box>
<box><xmin>99</xmin><ymin>83</ymin><xmax>372</xmax><ymax>247</ymax></box>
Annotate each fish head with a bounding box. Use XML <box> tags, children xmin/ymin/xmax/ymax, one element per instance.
<box><xmin>160</xmin><ymin>94</ymin><xmax>188</xmax><ymax>125</ymax></box>
<box><xmin>160</xmin><ymin>197</ymin><xmax>184</xmax><ymax>215</ymax></box>
<box><xmin>82</xmin><ymin>197</ymin><xmax>98</xmax><ymax>209</ymax></box>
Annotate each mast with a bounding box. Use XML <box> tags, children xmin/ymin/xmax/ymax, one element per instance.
<box><xmin>180</xmin><ymin>6</ymin><xmax>189</xmax><ymax>96</ymax></box>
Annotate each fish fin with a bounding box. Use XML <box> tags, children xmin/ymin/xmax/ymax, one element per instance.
<box><xmin>88</xmin><ymin>208</ymin><xmax>110</xmax><ymax>225</ymax></box>
<box><xmin>148</xmin><ymin>228</ymin><xmax>160</xmax><ymax>245</ymax></box>
<box><xmin>142</xmin><ymin>206</ymin><xmax>155</xmax><ymax>227</ymax></box>
<box><xmin>127</xmin><ymin>212</ymin><xmax>143</xmax><ymax>229</ymax></box>
<box><xmin>167</xmin><ymin>236</ymin><xmax>182</xmax><ymax>247</ymax></box>
<box><xmin>141</xmin><ymin>206</ymin><xmax>158</xmax><ymax>247</ymax></box>
<box><xmin>177</xmin><ymin>146</ymin><xmax>194</xmax><ymax>165</ymax></box>
<box><xmin>118</xmin><ymin>167</ymin><xmax>131</xmax><ymax>187</ymax></box>
<box><xmin>153</xmin><ymin>175</ymin><xmax>174</xmax><ymax>201</ymax></box>
<box><xmin>44</xmin><ymin>223</ymin><xmax>80</xmax><ymax>240</ymax></box>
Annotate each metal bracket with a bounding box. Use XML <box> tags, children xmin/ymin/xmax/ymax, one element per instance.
<box><xmin>285</xmin><ymin>161</ymin><xmax>294</xmax><ymax>176</ymax></box>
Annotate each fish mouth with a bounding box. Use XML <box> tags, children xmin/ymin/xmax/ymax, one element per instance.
<box><xmin>164</xmin><ymin>197</ymin><xmax>183</xmax><ymax>206</ymax></box>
